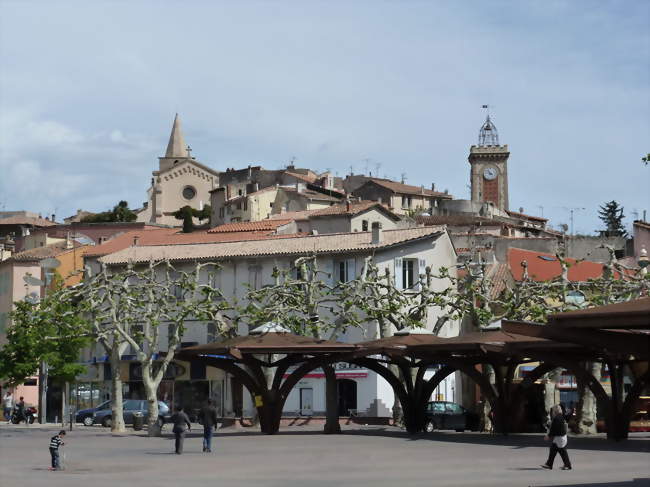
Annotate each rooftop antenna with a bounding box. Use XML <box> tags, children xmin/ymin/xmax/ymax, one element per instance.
<box><xmin>363</xmin><ymin>158</ymin><xmax>371</xmax><ymax>175</ymax></box>
<box><xmin>349</xmin><ymin>164</ymin><xmax>354</xmax><ymax>176</ymax></box>
<box><xmin>400</xmin><ymin>172</ymin><xmax>407</xmax><ymax>184</ymax></box>
<box><xmin>288</xmin><ymin>156</ymin><xmax>296</xmax><ymax>167</ymax></box>
<box><xmin>561</xmin><ymin>207</ymin><xmax>586</xmax><ymax>235</ymax></box>
<box><xmin>375</xmin><ymin>162</ymin><xmax>381</xmax><ymax>177</ymax></box>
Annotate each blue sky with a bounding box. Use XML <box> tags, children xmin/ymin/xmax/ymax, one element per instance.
<box><xmin>1</xmin><ymin>0</ymin><xmax>648</xmax><ymax>234</ymax></box>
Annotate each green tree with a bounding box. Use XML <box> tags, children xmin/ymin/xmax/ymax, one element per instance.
<box><xmin>0</xmin><ymin>278</ymin><xmax>90</xmax><ymax>391</ymax></box>
<box><xmin>173</xmin><ymin>204</ymin><xmax>211</xmax><ymax>233</ymax></box>
<box><xmin>598</xmin><ymin>200</ymin><xmax>628</xmax><ymax>237</ymax></box>
<box><xmin>81</xmin><ymin>200</ymin><xmax>138</xmax><ymax>223</ymax></box>
<box><xmin>241</xmin><ymin>255</ymin><xmax>363</xmax><ymax>433</ymax></box>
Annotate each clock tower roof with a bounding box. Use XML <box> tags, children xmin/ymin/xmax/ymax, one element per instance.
<box><xmin>478</xmin><ymin>114</ymin><xmax>499</xmax><ymax>146</ymax></box>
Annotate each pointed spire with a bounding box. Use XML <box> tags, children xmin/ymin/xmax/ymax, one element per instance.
<box><xmin>165</xmin><ymin>113</ymin><xmax>189</xmax><ymax>158</ymax></box>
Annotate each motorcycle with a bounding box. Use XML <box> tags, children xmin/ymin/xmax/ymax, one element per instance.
<box><xmin>11</xmin><ymin>405</ymin><xmax>37</xmax><ymax>424</ymax></box>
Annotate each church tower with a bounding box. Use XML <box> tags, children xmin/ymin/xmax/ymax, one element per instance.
<box><xmin>468</xmin><ymin>112</ymin><xmax>510</xmax><ymax>212</ymax></box>
<box><xmin>158</xmin><ymin>113</ymin><xmax>191</xmax><ymax>172</ymax></box>
<box><xmin>136</xmin><ymin>114</ymin><xmax>219</xmax><ymax>226</ymax></box>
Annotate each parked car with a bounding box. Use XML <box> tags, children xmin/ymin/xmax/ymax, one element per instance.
<box><xmin>76</xmin><ymin>400</ymin><xmax>111</xmax><ymax>426</ymax></box>
<box><xmin>92</xmin><ymin>399</ymin><xmax>171</xmax><ymax>428</ymax></box>
<box><xmin>424</xmin><ymin>401</ymin><xmax>479</xmax><ymax>433</ymax></box>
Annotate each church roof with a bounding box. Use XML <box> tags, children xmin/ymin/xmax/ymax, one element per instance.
<box><xmin>165</xmin><ymin>113</ymin><xmax>189</xmax><ymax>158</ymax></box>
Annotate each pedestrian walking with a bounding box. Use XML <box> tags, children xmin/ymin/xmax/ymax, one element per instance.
<box><xmin>15</xmin><ymin>396</ymin><xmax>26</xmax><ymax>424</ymax></box>
<box><xmin>170</xmin><ymin>406</ymin><xmax>191</xmax><ymax>454</ymax></box>
<box><xmin>199</xmin><ymin>399</ymin><xmax>219</xmax><ymax>453</ymax></box>
<box><xmin>49</xmin><ymin>430</ymin><xmax>66</xmax><ymax>471</ymax></box>
<box><xmin>3</xmin><ymin>391</ymin><xmax>13</xmax><ymax>421</ymax></box>
<box><xmin>541</xmin><ymin>404</ymin><xmax>572</xmax><ymax>470</ymax></box>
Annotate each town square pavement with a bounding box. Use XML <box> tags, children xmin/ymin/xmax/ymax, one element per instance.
<box><xmin>0</xmin><ymin>423</ymin><xmax>648</xmax><ymax>487</ymax></box>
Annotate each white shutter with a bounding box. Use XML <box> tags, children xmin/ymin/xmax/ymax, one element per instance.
<box><xmin>394</xmin><ymin>258</ymin><xmax>403</xmax><ymax>289</ymax></box>
<box><xmin>346</xmin><ymin>258</ymin><xmax>356</xmax><ymax>281</ymax></box>
<box><xmin>323</xmin><ymin>259</ymin><xmax>334</xmax><ymax>285</ymax></box>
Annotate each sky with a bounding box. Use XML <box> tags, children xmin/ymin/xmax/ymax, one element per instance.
<box><xmin>0</xmin><ymin>0</ymin><xmax>648</xmax><ymax>235</ymax></box>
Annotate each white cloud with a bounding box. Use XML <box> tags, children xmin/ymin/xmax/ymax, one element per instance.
<box><xmin>0</xmin><ymin>1</ymin><xmax>648</xmax><ymax>231</ymax></box>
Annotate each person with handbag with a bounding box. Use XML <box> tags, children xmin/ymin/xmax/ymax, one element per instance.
<box><xmin>541</xmin><ymin>404</ymin><xmax>572</xmax><ymax>470</ymax></box>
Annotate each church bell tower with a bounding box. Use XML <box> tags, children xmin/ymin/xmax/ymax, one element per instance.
<box><xmin>469</xmin><ymin>111</ymin><xmax>510</xmax><ymax>212</ymax></box>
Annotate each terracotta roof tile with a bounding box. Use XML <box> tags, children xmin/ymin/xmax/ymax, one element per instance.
<box><xmin>506</xmin><ymin>210</ymin><xmax>548</xmax><ymax>222</ymax></box>
<box><xmin>268</xmin><ymin>210</ymin><xmax>318</xmax><ymax>221</ymax></box>
<box><xmin>284</xmin><ymin>171</ymin><xmax>318</xmax><ymax>183</ymax></box>
<box><xmin>99</xmin><ymin>226</ymin><xmax>446</xmax><ymax>265</ymax></box>
<box><xmin>5</xmin><ymin>242</ymin><xmax>88</xmax><ymax>263</ymax></box>
<box><xmin>85</xmin><ymin>228</ymin><xmax>292</xmax><ymax>257</ymax></box>
<box><xmin>208</xmin><ymin>220</ymin><xmax>293</xmax><ymax>233</ymax></box>
<box><xmin>0</xmin><ymin>215</ymin><xmax>57</xmax><ymax>227</ymax></box>
<box><xmin>281</xmin><ymin>187</ymin><xmax>342</xmax><ymax>202</ymax></box>
<box><xmin>417</xmin><ymin>215</ymin><xmax>498</xmax><ymax>226</ymax></box>
<box><xmin>310</xmin><ymin>201</ymin><xmax>399</xmax><ymax>219</ymax></box>
<box><xmin>508</xmin><ymin>247</ymin><xmax>619</xmax><ymax>282</ymax></box>
<box><xmin>362</xmin><ymin>179</ymin><xmax>452</xmax><ymax>199</ymax></box>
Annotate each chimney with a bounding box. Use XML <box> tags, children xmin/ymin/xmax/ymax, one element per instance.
<box><xmin>421</xmin><ymin>185</ymin><xmax>424</xmax><ymax>195</ymax></box>
<box><xmin>133</xmin><ymin>235</ymin><xmax>140</xmax><ymax>246</ymax></box>
<box><xmin>51</xmin><ymin>214</ymin><xmax>56</xmax><ymax>222</ymax></box>
<box><xmin>519</xmin><ymin>207</ymin><xmax>524</xmax><ymax>214</ymax></box>
<box><xmin>371</xmin><ymin>222</ymin><xmax>382</xmax><ymax>244</ymax></box>
<box><xmin>431</xmin><ymin>183</ymin><xmax>435</xmax><ymax>191</ymax></box>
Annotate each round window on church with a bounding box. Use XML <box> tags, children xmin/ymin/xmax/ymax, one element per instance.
<box><xmin>182</xmin><ymin>186</ymin><xmax>197</xmax><ymax>200</ymax></box>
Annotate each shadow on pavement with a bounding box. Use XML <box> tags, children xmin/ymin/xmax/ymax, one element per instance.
<box><xmin>534</xmin><ymin>479</ymin><xmax>650</xmax><ymax>487</ymax></box>
<box><xmin>174</xmin><ymin>427</ymin><xmax>650</xmax><ymax>453</ymax></box>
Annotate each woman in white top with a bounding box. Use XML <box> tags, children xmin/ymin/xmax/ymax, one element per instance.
<box><xmin>541</xmin><ymin>404</ymin><xmax>572</xmax><ymax>470</ymax></box>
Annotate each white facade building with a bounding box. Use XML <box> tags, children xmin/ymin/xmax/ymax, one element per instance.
<box><xmin>93</xmin><ymin>226</ymin><xmax>460</xmax><ymax>419</ymax></box>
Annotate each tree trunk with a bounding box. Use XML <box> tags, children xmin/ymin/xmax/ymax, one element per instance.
<box><xmin>390</xmin><ymin>363</ymin><xmax>404</xmax><ymax>427</ymax></box>
<box><xmin>543</xmin><ymin>368</ymin><xmax>561</xmax><ymax>430</ymax></box>
<box><xmin>576</xmin><ymin>362</ymin><xmax>600</xmax><ymax>435</ymax></box>
<box><xmin>109</xmin><ymin>348</ymin><xmax>126</xmax><ymax>433</ymax></box>
<box><xmin>142</xmin><ymin>362</ymin><xmax>161</xmax><ymax>437</ymax></box>
<box><xmin>479</xmin><ymin>365</ymin><xmax>495</xmax><ymax>433</ymax></box>
<box><xmin>323</xmin><ymin>365</ymin><xmax>341</xmax><ymax>434</ymax></box>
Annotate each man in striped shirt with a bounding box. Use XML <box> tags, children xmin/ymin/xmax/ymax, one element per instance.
<box><xmin>49</xmin><ymin>430</ymin><xmax>66</xmax><ymax>470</ymax></box>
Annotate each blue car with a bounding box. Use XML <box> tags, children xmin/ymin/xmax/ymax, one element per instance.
<box><xmin>92</xmin><ymin>399</ymin><xmax>171</xmax><ymax>428</ymax></box>
<box><xmin>76</xmin><ymin>400</ymin><xmax>111</xmax><ymax>426</ymax></box>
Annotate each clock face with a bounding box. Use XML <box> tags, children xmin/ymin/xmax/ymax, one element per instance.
<box><xmin>483</xmin><ymin>167</ymin><xmax>498</xmax><ymax>180</ymax></box>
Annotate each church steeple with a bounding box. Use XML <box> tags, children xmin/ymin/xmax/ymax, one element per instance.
<box><xmin>164</xmin><ymin>113</ymin><xmax>189</xmax><ymax>158</ymax></box>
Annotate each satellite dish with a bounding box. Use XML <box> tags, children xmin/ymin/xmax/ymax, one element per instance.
<box><xmin>40</xmin><ymin>257</ymin><xmax>61</xmax><ymax>269</ymax></box>
<box><xmin>23</xmin><ymin>275</ymin><xmax>45</xmax><ymax>287</ymax></box>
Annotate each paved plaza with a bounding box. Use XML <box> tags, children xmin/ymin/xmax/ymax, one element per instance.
<box><xmin>0</xmin><ymin>423</ymin><xmax>648</xmax><ymax>487</ymax></box>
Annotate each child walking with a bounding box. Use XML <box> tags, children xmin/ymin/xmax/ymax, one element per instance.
<box><xmin>49</xmin><ymin>430</ymin><xmax>66</xmax><ymax>471</ymax></box>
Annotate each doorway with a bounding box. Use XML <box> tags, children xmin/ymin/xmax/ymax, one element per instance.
<box><xmin>337</xmin><ymin>379</ymin><xmax>357</xmax><ymax>416</ymax></box>
<box><xmin>299</xmin><ymin>388</ymin><xmax>313</xmax><ymax>416</ymax></box>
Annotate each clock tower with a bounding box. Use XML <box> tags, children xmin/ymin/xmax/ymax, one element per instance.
<box><xmin>469</xmin><ymin>113</ymin><xmax>510</xmax><ymax>212</ymax></box>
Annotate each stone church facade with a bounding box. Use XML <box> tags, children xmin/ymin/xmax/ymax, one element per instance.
<box><xmin>137</xmin><ymin>114</ymin><xmax>219</xmax><ymax>226</ymax></box>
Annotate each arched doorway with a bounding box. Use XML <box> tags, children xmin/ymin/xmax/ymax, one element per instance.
<box><xmin>337</xmin><ymin>379</ymin><xmax>357</xmax><ymax>416</ymax></box>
